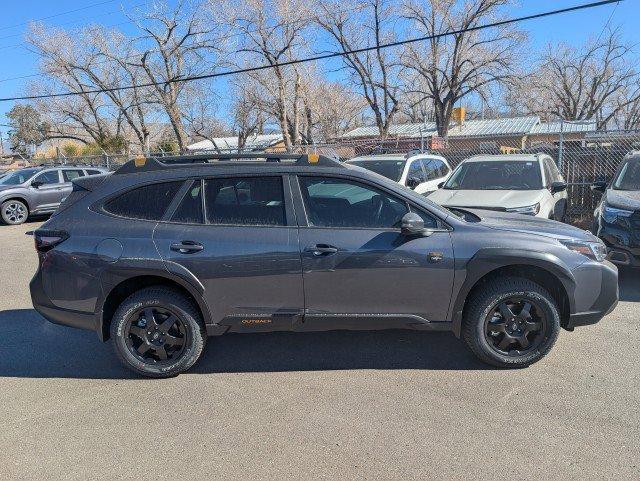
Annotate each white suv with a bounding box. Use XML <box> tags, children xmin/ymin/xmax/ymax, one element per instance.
<box><xmin>427</xmin><ymin>154</ymin><xmax>568</xmax><ymax>221</ymax></box>
<box><xmin>346</xmin><ymin>152</ymin><xmax>451</xmax><ymax>195</ymax></box>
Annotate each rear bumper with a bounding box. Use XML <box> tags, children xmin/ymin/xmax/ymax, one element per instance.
<box><xmin>30</xmin><ymin>269</ymin><xmax>97</xmax><ymax>332</ymax></box>
<box><xmin>566</xmin><ymin>260</ymin><xmax>618</xmax><ymax>329</ymax></box>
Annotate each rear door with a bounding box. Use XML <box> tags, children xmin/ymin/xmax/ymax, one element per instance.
<box><xmin>153</xmin><ymin>175</ymin><xmax>304</xmax><ymax>331</ymax></box>
<box><xmin>30</xmin><ymin>169</ymin><xmax>64</xmax><ymax>212</ymax></box>
<box><xmin>293</xmin><ymin>174</ymin><xmax>454</xmax><ymax>329</ymax></box>
<box><xmin>60</xmin><ymin>169</ymin><xmax>86</xmax><ymax>205</ymax></box>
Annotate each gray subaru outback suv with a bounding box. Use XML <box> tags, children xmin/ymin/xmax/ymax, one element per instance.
<box><xmin>0</xmin><ymin>165</ymin><xmax>108</xmax><ymax>225</ymax></box>
<box><xmin>30</xmin><ymin>153</ymin><xmax>618</xmax><ymax>377</ymax></box>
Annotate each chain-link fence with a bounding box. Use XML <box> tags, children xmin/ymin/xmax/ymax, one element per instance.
<box><xmin>16</xmin><ymin>128</ymin><xmax>640</xmax><ymax>227</ymax></box>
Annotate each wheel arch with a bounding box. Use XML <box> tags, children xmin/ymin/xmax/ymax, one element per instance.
<box><xmin>97</xmin><ymin>272</ymin><xmax>212</xmax><ymax>342</ymax></box>
<box><xmin>450</xmin><ymin>249</ymin><xmax>575</xmax><ymax>336</ymax></box>
<box><xmin>1</xmin><ymin>196</ymin><xmax>31</xmax><ymax>212</ymax></box>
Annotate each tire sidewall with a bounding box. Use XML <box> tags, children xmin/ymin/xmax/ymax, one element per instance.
<box><xmin>112</xmin><ymin>295</ymin><xmax>203</xmax><ymax>377</ymax></box>
<box><xmin>473</xmin><ymin>289</ymin><xmax>560</xmax><ymax>367</ymax></box>
<box><xmin>1</xmin><ymin>200</ymin><xmax>28</xmax><ymax>225</ymax></box>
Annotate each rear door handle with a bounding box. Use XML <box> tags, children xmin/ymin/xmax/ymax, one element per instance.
<box><xmin>170</xmin><ymin>241</ymin><xmax>204</xmax><ymax>254</ymax></box>
<box><xmin>305</xmin><ymin>244</ymin><xmax>339</xmax><ymax>256</ymax></box>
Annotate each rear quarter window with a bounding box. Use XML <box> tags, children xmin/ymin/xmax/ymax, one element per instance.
<box><xmin>103</xmin><ymin>181</ymin><xmax>183</xmax><ymax>221</ymax></box>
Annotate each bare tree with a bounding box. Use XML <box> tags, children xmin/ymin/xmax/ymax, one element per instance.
<box><xmin>217</xmin><ymin>0</ymin><xmax>312</xmax><ymax>151</ymax></box>
<box><xmin>401</xmin><ymin>0</ymin><xmax>522</xmax><ymax>137</ymax></box>
<box><xmin>512</xmin><ymin>30</ymin><xmax>640</xmax><ymax>129</ymax></box>
<box><xmin>316</xmin><ymin>0</ymin><xmax>401</xmax><ymax>138</ymax></box>
<box><xmin>129</xmin><ymin>0</ymin><xmax>223</xmax><ymax>152</ymax></box>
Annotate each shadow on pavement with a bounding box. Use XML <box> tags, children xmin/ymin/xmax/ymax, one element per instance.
<box><xmin>0</xmin><ymin>309</ymin><xmax>484</xmax><ymax>379</ymax></box>
<box><xmin>618</xmin><ymin>268</ymin><xmax>640</xmax><ymax>302</ymax></box>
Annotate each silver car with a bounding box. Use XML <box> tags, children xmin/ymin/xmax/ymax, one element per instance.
<box><xmin>0</xmin><ymin>165</ymin><xmax>109</xmax><ymax>225</ymax></box>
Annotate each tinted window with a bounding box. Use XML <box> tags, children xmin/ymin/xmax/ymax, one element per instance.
<box><xmin>299</xmin><ymin>176</ymin><xmax>410</xmax><ymax>228</ymax></box>
<box><xmin>204</xmin><ymin>176</ymin><xmax>285</xmax><ymax>226</ymax></box>
<box><xmin>444</xmin><ymin>161</ymin><xmax>543</xmax><ymax>190</ymax></box>
<box><xmin>614</xmin><ymin>158</ymin><xmax>640</xmax><ymax>190</ymax></box>
<box><xmin>86</xmin><ymin>169</ymin><xmax>103</xmax><ymax>176</ymax></box>
<box><xmin>422</xmin><ymin>159</ymin><xmax>446</xmax><ymax>181</ymax></box>
<box><xmin>33</xmin><ymin>170</ymin><xmax>60</xmax><ymax>185</ymax></box>
<box><xmin>104</xmin><ymin>181</ymin><xmax>183</xmax><ymax>220</ymax></box>
<box><xmin>348</xmin><ymin>159</ymin><xmax>405</xmax><ymax>182</ymax></box>
<box><xmin>172</xmin><ymin>182</ymin><xmax>203</xmax><ymax>224</ymax></box>
<box><xmin>407</xmin><ymin>160</ymin><xmax>426</xmax><ymax>182</ymax></box>
<box><xmin>62</xmin><ymin>169</ymin><xmax>85</xmax><ymax>182</ymax></box>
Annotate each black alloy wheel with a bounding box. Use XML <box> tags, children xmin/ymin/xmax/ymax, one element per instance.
<box><xmin>125</xmin><ymin>307</ymin><xmax>188</xmax><ymax>364</ymax></box>
<box><xmin>484</xmin><ymin>298</ymin><xmax>546</xmax><ymax>356</ymax></box>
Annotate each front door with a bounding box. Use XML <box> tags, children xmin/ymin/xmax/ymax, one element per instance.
<box><xmin>294</xmin><ymin>175</ymin><xmax>454</xmax><ymax>330</ymax></box>
<box><xmin>153</xmin><ymin>176</ymin><xmax>304</xmax><ymax>331</ymax></box>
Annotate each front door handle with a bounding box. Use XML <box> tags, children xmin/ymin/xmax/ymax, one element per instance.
<box><xmin>170</xmin><ymin>241</ymin><xmax>204</xmax><ymax>254</ymax></box>
<box><xmin>305</xmin><ymin>244</ymin><xmax>339</xmax><ymax>256</ymax></box>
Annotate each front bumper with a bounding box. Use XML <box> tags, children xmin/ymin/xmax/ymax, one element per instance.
<box><xmin>30</xmin><ymin>268</ymin><xmax>97</xmax><ymax>332</ymax></box>
<box><xmin>566</xmin><ymin>260</ymin><xmax>618</xmax><ymax>329</ymax></box>
<box><xmin>597</xmin><ymin>217</ymin><xmax>640</xmax><ymax>267</ymax></box>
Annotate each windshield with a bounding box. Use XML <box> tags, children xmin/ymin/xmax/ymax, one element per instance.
<box><xmin>444</xmin><ymin>160</ymin><xmax>543</xmax><ymax>190</ymax></box>
<box><xmin>613</xmin><ymin>158</ymin><xmax>640</xmax><ymax>190</ymax></box>
<box><xmin>348</xmin><ymin>159</ymin><xmax>406</xmax><ymax>182</ymax></box>
<box><xmin>0</xmin><ymin>168</ymin><xmax>40</xmax><ymax>186</ymax></box>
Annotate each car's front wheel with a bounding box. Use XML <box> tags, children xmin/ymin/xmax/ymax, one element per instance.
<box><xmin>1</xmin><ymin>199</ymin><xmax>29</xmax><ymax>225</ymax></box>
<box><xmin>462</xmin><ymin>277</ymin><xmax>560</xmax><ymax>368</ymax></box>
<box><xmin>110</xmin><ymin>287</ymin><xmax>206</xmax><ymax>378</ymax></box>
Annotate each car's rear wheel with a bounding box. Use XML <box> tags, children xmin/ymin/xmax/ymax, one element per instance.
<box><xmin>110</xmin><ymin>287</ymin><xmax>206</xmax><ymax>378</ymax></box>
<box><xmin>462</xmin><ymin>277</ymin><xmax>560</xmax><ymax>368</ymax></box>
<box><xmin>1</xmin><ymin>200</ymin><xmax>29</xmax><ymax>225</ymax></box>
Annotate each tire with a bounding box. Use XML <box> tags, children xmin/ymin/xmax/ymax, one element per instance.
<box><xmin>110</xmin><ymin>287</ymin><xmax>206</xmax><ymax>378</ymax></box>
<box><xmin>462</xmin><ymin>277</ymin><xmax>560</xmax><ymax>368</ymax></box>
<box><xmin>1</xmin><ymin>199</ymin><xmax>29</xmax><ymax>225</ymax></box>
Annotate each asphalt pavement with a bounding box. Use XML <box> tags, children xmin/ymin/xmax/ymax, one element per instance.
<box><xmin>0</xmin><ymin>220</ymin><xmax>638</xmax><ymax>480</ymax></box>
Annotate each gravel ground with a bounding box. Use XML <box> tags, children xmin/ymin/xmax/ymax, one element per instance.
<box><xmin>0</xmin><ymin>220</ymin><xmax>638</xmax><ymax>480</ymax></box>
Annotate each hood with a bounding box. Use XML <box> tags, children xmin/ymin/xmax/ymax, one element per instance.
<box><xmin>459</xmin><ymin>208</ymin><xmax>596</xmax><ymax>242</ymax></box>
<box><xmin>605</xmin><ymin>189</ymin><xmax>640</xmax><ymax>211</ymax></box>
<box><xmin>427</xmin><ymin>189</ymin><xmax>543</xmax><ymax>210</ymax></box>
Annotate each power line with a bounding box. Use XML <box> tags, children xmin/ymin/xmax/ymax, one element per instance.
<box><xmin>0</xmin><ymin>0</ymin><xmax>623</xmax><ymax>103</ymax></box>
<box><xmin>594</xmin><ymin>0</ymin><xmax>620</xmax><ymax>45</ymax></box>
<box><xmin>0</xmin><ymin>2</ymin><xmax>369</xmax><ymax>85</ymax></box>
<box><xmin>0</xmin><ymin>0</ymin><xmax>119</xmax><ymax>32</ymax></box>
<box><xmin>0</xmin><ymin>3</ymin><xmax>144</xmax><ymax>42</ymax></box>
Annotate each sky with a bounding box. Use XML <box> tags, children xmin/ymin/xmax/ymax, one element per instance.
<box><xmin>0</xmin><ymin>0</ymin><xmax>639</xmax><ymax>146</ymax></box>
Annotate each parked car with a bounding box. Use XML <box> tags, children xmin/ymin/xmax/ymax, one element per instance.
<box><xmin>346</xmin><ymin>152</ymin><xmax>451</xmax><ymax>195</ymax></box>
<box><xmin>0</xmin><ymin>165</ymin><xmax>109</xmax><ymax>225</ymax></box>
<box><xmin>427</xmin><ymin>154</ymin><xmax>568</xmax><ymax>220</ymax></box>
<box><xmin>30</xmin><ymin>153</ymin><xmax>617</xmax><ymax>377</ymax></box>
<box><xmin>592</xmin><ymin>151</ymin><xmax>640</xmax><ymax>267</ymax></box>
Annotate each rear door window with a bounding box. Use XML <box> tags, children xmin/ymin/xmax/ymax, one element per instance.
<box><xmin>62</xmin><ymin>169</ymin><xmax>85</xmax><ymax>182</ymax></box>
<box><xmin>204</xmin><ymin>176</ymin><xmax>286</xmax><ymax>226</ymax></box>
<box><xmin>422</xmin><ymin>159</ymin><xmax>447</xmax><ymax>180</ymax></box>
<box><xmin>103</xmin><ymin>181</ymin><xmax>183</xmax><ymax>220</ymax></box>
<box><xmin>172</xmin><ymin>181</ymin><xmax>204</xmax><ymax>224</ymax></box>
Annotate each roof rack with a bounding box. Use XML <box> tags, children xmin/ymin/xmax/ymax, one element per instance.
<box><xmin>114</xmin><ymin>152</ymin><xmax>344</xmax><ymax>175</ymax></box>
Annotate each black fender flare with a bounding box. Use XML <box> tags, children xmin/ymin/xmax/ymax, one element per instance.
<box><xmin>95</xmin><ymin>262</ymin><xmax>212</xmax><ymax>341</ymax></box>
<box><xmin>449</xmin><ymin>248</ymin><xmax>576</xmax><ymax>336</ymax></box>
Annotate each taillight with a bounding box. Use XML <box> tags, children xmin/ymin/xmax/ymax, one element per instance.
<box><xmin>34</xmin><ymin>230</ymin><xmax>69</xmax><ymax>253</ymax></box>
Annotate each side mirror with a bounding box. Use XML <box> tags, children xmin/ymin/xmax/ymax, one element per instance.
<box><xmin>437</xmin><ymin>181</ymin><xmax>445</xmax><ymax>189</ymax></box>
<box><xmin>31</xmin><ymin>181</ymin><xmax>43</xmax><ymax>189</ymax></box>
<box><xmin>591</xmin><ymin>181</ymin><xmax>607</xmax><ymax>193</ymax></box>
<box><xmin>550</xmin><ymin>181</ymin><xmax>567</xmax><ymax>194</ymax></box>
<box><xmin>401</xmin><ymin>212</ymin><xmax>425</xmax><ymax>236</ymax></box>
<box><xmin>406</xmin><ymin>176</ymin><xmax>420</xmax><ymax>189</ymax></box>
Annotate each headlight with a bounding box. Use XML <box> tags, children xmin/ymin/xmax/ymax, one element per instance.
<box><xmin>602</xmin><ymin>204</ymin><xmax>633</xmax><ymax>223</ymax></box>
<box><xmin>506</xmin><ymin>203</ymin><xmax>540</xmax><ymax>216</ymax></box>
<box><xmin>560</xmin><ymin>239</ymin><xmax>607</xmax><ymax>262</ymax></box>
